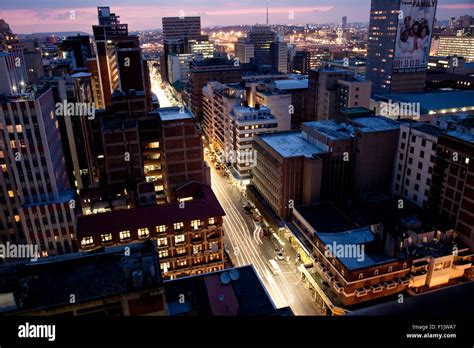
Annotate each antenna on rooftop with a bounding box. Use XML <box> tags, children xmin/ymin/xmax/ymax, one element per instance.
<box><xmin>266</xmin><ymin>2</ymin><xmax>269</xmax><ymax>25</ymax></box>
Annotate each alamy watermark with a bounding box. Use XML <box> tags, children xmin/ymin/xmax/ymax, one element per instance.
<box><xmin>324</xmin><ymin>242</ymin><xmax>365</xmax><ymax>262</ymax></box>
<box><xmin>217</xmin><ymin>148</ymin><xmax>257</xmax><ymax>167</ymax></box>
<box><xmin>55</xmin><ymin>101</ymin><xmax>95</xmax><ymax>120</ymax></box>
<box><xmin>380</xmin><ymin>99</ymin><xmax>420</xmax><ymax>119</ymax></box>
<box><xmin>0</xmin><ymin>242</ymin><xmax>40</xmax><ymax>261</ymax></box>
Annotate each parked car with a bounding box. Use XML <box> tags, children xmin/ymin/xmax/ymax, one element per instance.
<box><xmin>215</xmin><ymin>163</ymin><xmax>221</xmax><ymax>170</ymax></box>
<box><xmin>274</xmin><ymin>248</ymin><xmax>285</xmax><ymax>261</ymax></box>
<box><xmin>243</xmin><ymin>205</ymin><xmax>252</xmax><ymax>214</ymax></box>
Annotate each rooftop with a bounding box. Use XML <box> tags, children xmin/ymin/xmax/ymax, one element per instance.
<box><xmin>274</xmin><ymin>79</ymin><xmax>308</xmax><ymax>90</ymax></box>
<box><xmin>164</xmin><ymin>265</ymin><xmax>292</xmax><ymax>316</ymax></box>
<box><xmin>77</xmin><ymin>182</ymin><xmax>225</xmax><ymax>241</ymax></box>
<box><xmin>158</xmin><ymin>106</ymin><xmax>194</xmax><ymax>122</ymax></box>
<box><xmin>374</xmin><ymin>90</ymin><xmax>474</xmax><ymax>114</ymax></box>
<box><xmin>445</xmin><ymin>130</ymin><xmax>474</xmax><ymax>144</ymax></box>
<box><xmin>0</xmin><ymin>242</ymin><xmax>161</xmax><ymax>314</ymax></box>
<box><xmin>352</xmin><ymin>116</ymin><xmax>401</xmax><ymax>133</ymax></box>
<box><xmin>304</xmin><ymin>120</ymin><xmax>355</xmax><ymax>140</ymax></box>
<box><xmin>259</xmin><ymin>131</ymin><xmax>325</xmax><ymax>158</ymax></box>
<box><xmin>295</xmin><ymin>203</ymin><xmax>357</xmax><ymax>233</ymax></box>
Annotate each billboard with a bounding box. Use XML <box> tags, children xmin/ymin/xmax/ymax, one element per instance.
<box><xmin>393</xmin><ymin>0</ymin><xmax>437</xmax><ymax>73</ymax></box>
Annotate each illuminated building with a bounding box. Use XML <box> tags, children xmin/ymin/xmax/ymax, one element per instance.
<box><xmin>77</xmin><ymin>182</ymin><xmax>226</xmax><ymax>279</ymax></box>
<box><xmin>437</xmin><ymin>36</ymin><xmax>474</xmax><ymax>63</ymax></box>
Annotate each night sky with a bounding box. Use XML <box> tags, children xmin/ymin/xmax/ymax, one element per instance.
<box><xmin>1</xmin><ymin>0</ymin><xmax>473</xmax><ymax>33</ymax></box>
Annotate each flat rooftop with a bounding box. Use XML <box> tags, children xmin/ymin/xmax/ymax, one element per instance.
<box><xmin>352</xmin><ymin>116</ymin><xmax>401</xmax><ymax>133</ymax></box>
<box><xmin>274</xmin><ymin>79</ymin><xmax>308</xmax><ymax>90</ymax></box>
<box><xmin>259</xmin><ymin>131</ymin><xmax>325</xmax><ymax>158</ymax></box>
<box><xmin>295</xmin><ymin>203</ymin><xmax>357</xmax><ymax>232</ymax></box>
<box><xmin>374</xmin><ymin>90</ymin><xmax>474</xmax><ymax>114</ymax></box>
<box><xmin>304</xmin><ymin>120</ymin><xmax>355</xmax><ymax>140</ymax></box>
<box><xmin>446</xmin><ymin>130</ymin><xmax>474</xmax><ymax>144</ymax></box>
<box><xmin>164</xmin><ymin>265</ymin><xmax>292</xmax><ymax>316</ymax></box>
<box><xmin>158</xmin><ymin>106</ymin><xmax>194</xmax><ymax>121</ymax></box>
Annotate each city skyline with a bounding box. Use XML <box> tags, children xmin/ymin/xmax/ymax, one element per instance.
<box><xmin>0</xmin><ymin>0</ymin><xmax>473</xmax><ymax>33</ymax></box>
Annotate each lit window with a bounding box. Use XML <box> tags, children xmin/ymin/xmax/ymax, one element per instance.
<box><xmin>101</xmin><ymin>233</ymin><xmax>112</xmax><ymax>243</ymax></box>
<box><xmin>119</xmin><ymin>230</ymin><xmax>131</xmax><ymax>241</ymax></box>
<box><xmin>160</xmin><ymin>262</ymin><xmax>170</xmax><ymax>272</ymax></box>
<box><xmin>156</xmin><ymin>225</ymin><xmax>167</xmax><ymax>233</ymax></box>
<box><xmin>176</xmin><ymin>247</ymin><xmax>187</xmax><ymax>255</ymax></box>
<box><xmin>138</xmin><ymin>228</ymin><xmax>150</xmax><ymax>239</ymax></box>
<box><xmin>81</xmin><ymin>236</ymin><xmax>94</xmax><ymax>247</ymax></box>
<box><xmin>148</xmin><ymin>142</ymin><xmax>160</xmax><ymax>149</ymax></box>
<box><xmin>8</xmin><ymin>190</ymin><xmax>14</xmax><ymax>198</ymax></box>
<box><xmin>193</xmin><ymin>245</ymin><xmax>202</xmax><ymax>254</ymax></box>
<box><xmin>0</xmin><ymin>151</ymin><xmax>3</xmax><ymax>158</ymax></box>
<box><xmin>157</xmin><ymin>237</ymin><xmax>168</xmax><ymax>246</ymax></box>
<box><xmin>174</xmin><ymin>222</ymin><xmax>184</xmax><ymax>231</ymax></box>
<box><xmin>16</xmin><ymin>125</ymin><xmax>23</xmax><ymax>133</ymax></box>
<box><xmin>14</xmin><ymin>215</ymin><xmax>20</xmax><ymax>222</ymax></box>
<box><xmin>7</xmin><ymin>125</ymin><xmax>14</xmax><ymax>133</ymax></box>
<box><xmin>191</xmin><ymin>219</ymin><xmax>201</xmax><ymax>230</ymax></box>
<box><xmin>175</xmin><ymin>235</ymin><xmax>185</xmax><ymax>244</ymax></box>
<box><xmin>209</xmin><ymin>241</ymin><xmax>219</xmax><ymax>251</ymax></box>
<box><xmin>208</xmin><ymin>217</ymin><xmax>216</xmax><ymax>225</ymax></box>
<box><xmin>177</xmin><ymin>260</ymin><xmax>187</xmax><ymax>267</ymax></box>
<box><xmin>2</xmin><ymin>165</ymin><xmax>7</xmax><ymax>172</ymax></box>
<box><xmin>158</xmin><ymin>249</ymin><xmax>169</xmax><ymax>258</ymax></box>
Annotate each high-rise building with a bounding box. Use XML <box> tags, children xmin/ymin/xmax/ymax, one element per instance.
<box><xmin>235</xmin><ymin>38</ymin><xmax>255</xmax><ymax>64</ymax></box>
<box><xmin>162</xmin><ymin>17</ymin><xmax>202</xmax><ymax>41</ymax></box>
<box><xmin>246</xmin><ymin>25</ymin><xmax>277</xmax><ymax>68</ymax></box>
<box><xmin>366</xmin><ymin>0</ymin><xmax>438</xmax><ymax>95</ymax></box>
<box><xmin>428</xmin><ymin>132</ymin><xmax>474</xmax><ymax>250</ymax></box>
<box><xmin>342</xmin><ymin>16</ymin><xmax>348</xmax><ymax>31</ymax></box>
<box><xmin>59</xmin><ymin>35</ymin><xmax>92</xmax><ymax>69</ymax></box>
<box><xmin>270</xmin><ymin>40</ymin><xmax>288</xmax><ymax>73</ymax></box>
<box><xmin>392</xmin><ymin>123</ymin><xmax>441</xmax><ymax>209</ymax></box>
<box><xmin>437</xmin><ymin>36</ymin><xmax>474</xmax><ymax>63</ymax></box>
<box><xmin>0</xmin><ymin>86</ymin><xmax>77</xmax><ymax>255</ymax></box>
<box><xmin>158</xmin><ymin>107</ymin><xmax>210</xmax><ymax>201</ymax></box>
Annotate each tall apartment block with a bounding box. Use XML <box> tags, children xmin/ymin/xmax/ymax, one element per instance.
<box><xmin>77</xmin><ymin>182</ymin><xmax>225</xmax><ymax>280</ymax></box>
<box><xmin>429</xmin><ymin>131</ymin><xmax>474</xmax><ymax>250</ymax></box>
<box><xmin>202</xmin><ymin>81</ymin><xmax>246</xmax><ymax>150</ymax></box>
<box><xmin>366</xmin><ymin>0</ymin><xmax>438</xmax><ymax>95</ymax></box>
<box><xmin>0</xmin><ymin>87</ymin><xmax>77</xmax><ymax>255</ymax></box>
<box><xmin>392</xmin><ymin>123</ymin><xmax>441</xmax><ymax>209</ymax></box>
<box><xmin>158</xmin><ymin>107</ymin><xmax>210</xmax><ymax>202</ymax></box>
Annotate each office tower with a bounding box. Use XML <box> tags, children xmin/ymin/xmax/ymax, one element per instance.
<box><xmin>158</xmin><ymin>107</ymin><xmax>210</xmax><ymax>201</ymax></box>
<box><xmin>0</xmin><ymin>52</ymin><xmax>28</xmax><ymax>95</ymax></box>
<box><xmin>366</xmin><ymin>0</ymin><xmax>438</xmax><ymax>95</ymax></box>
<box><xmin>77</xmin><ymin>181</ymin><xmax>226</xmax><ymax>279</ymax></box>
<box><xmin>161</xmin><ymin>16</ymin><xmax>203</xmax><ymax>82</ymax></box>
<box><xmin>22</xmin><ymin>40</ymin><xmax>44</xmax><ymax>83</ymax></box>
<box><xmin>270</xmin><ymin>40</ymin><xmax>288</xmax><ymax>73</ymax></box>
<box><xmin>0</xmin><ymin>86</ymin><xmax>77</xmax><ymax>255</ymax></box>
<box><xmin>189</xmin><ymin>58</ymin><xmax>242</xmax><ymax>120</ymax></box>
<box><xmin>429</xmin><ymin>132</ymin><xmax>474</xmax><ymax>250</ymax></box>
<box><xmin>0</xmin><ymin>19</ymin><xmax>28</xmax><ymax>87</ymax></box>
<box><xmin>247</xmin><ymin>25</ymin><xmax>277</xmax><ymax>68</ymax></box>
<box><xmin>437</xmin><ymin>36</ymin><xmax>474</xmax><ymax>63</ymax></box>
<box><xmin>293</xmin><ymin>51</ymin><xmax>310</xmax><ymax>74</ymax></box>
<box><xmin>250</xmin><ymin>116</ymin><xmax>400</xmax><ymax>219</ymax></box>
<box><xmin>59</xmin><ymin>35</ymin><xmax>92</xmax><ymax>69</ymax></box>
<box><xmin>162</xmin><ymin>17</ymin><xmax>202</xmax><ymax>40</ymax></box>
<box><xmin>342</xmin><ymin>16</ymin><xmax>348</xmax><ymax>31</ymax></box>
<box><xmin>235</xmin><ymin>38</ymin><xmax>254</xmax><ymax>64</ymax></box>
<box><xmin>92</xmin><ymin>7</ymin><xmax>151</xmax><ymax>110</ymax></box>
<box><xmin>188</xmin><ymin>38</ymin><xmax>214</xmax><ymax>59</ymax></box>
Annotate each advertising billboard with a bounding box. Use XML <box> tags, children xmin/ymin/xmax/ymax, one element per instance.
<box><xmin>393</xmin><ymin>0</ymin><xmax>437</xmax><ymax>73</ymax></box>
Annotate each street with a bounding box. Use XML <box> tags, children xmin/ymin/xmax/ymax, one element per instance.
<box><xmin>150</xmin><ymin>65</ymin><xmax>179</xmax><ymax>107</ymax></box>
<box><xmin>208</xmin><ymin>154</ymin><xmax>321</xmax><ymax>315</ymax></box>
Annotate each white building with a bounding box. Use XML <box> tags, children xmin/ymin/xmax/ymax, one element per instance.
<box><xmin>167</xmin><ymin>53</ymin><xmax>194</xmax><ymax>84</ymax></box>
<box><xmin>392</xmin><ymin>123</ymin><xmax>441</xmax><ymax>208</ymax></box>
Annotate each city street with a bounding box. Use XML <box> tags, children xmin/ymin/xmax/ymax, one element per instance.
<box><xmin>208</xmin><ymin>154</ymin><xmax>321</xmax><ymax>315</ymax></box>
<box><xmin>150</xmin><ymin>65</ymin><xmax>179</xmax><ymax>107</ymax></box>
